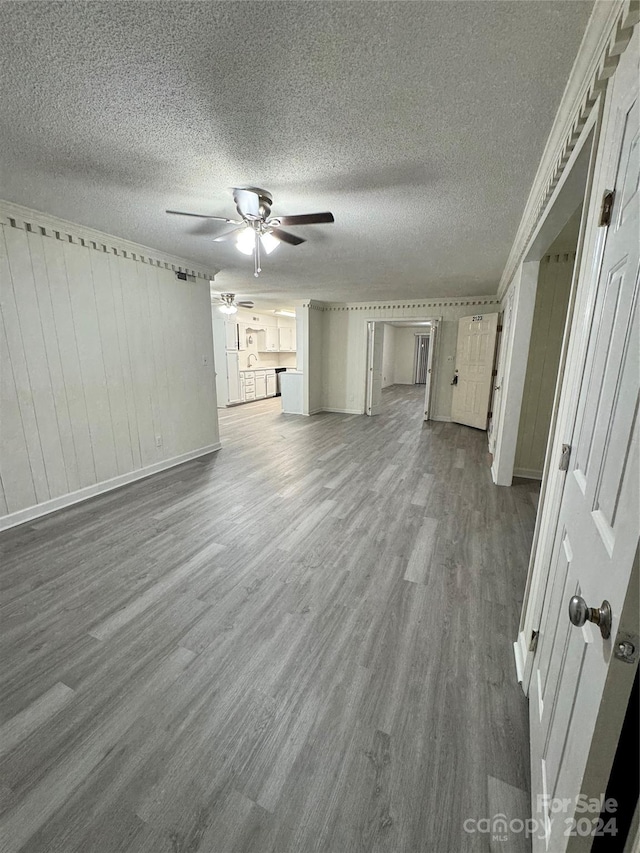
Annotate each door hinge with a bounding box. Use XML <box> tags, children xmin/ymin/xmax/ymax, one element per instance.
<box><xmin>599</xmin><ymin>190</ymin><xmax>615</xmax><ymax>227</ymax></box>
<box><xmin>492</xmin><ymin>369</ymin><xmax>498</xmax><ymax>377</ymax></box>
<box><xmin>487</xmin><ymin>411</ymin><xmax>493</xmax><ymax>419</ymax></box>
<box><xmin>529</xmin><ymin>630</ymin><xmax>539</xmax><ymax>653</ymax></box>
<box><xmin>559</xmin><ymin>443</ymin><xmax>572</xmax><ymax>471</ymax></box>
<box><xmin>497</xmin><ymin>325</ymin><xmax>503</xmax><ymax>333</ymax></box>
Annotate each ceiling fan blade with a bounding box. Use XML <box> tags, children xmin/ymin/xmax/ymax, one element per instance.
<box><xmin>166</xmin><ymin>210</ymin><xmax>237</xmax><ymax>222</ymax></box>
<box><xmin>237</xmin><ymin>301</ymin><xmax>255</xmax><ymax>308</ymax></box>
<box><xmin>233</xmin><ymin>188</ymin><xmax>261</xmax><ymax>219</ymax></box>
<box><xmin>270</xmin><ymin>228</ymin><xmax>306</xmax><ymax>246</ymax></box>
<box><xmin>271</xmin><ymin>212</ymin><xmax>334</xmax><ymax>226</ymax></box>
<box><xmin>213</xmin><ymin>226</ymin><xmax>246</xmax><ymax>242</ymax></box>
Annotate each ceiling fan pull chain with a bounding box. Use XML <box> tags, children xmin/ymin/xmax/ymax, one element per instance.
<box><xmin>255</xmin><ymin>229</ymin><xmax>261</xmax><ymax>276</ymax></box>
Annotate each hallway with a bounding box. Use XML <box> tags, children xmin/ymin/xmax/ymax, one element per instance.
<box><xmin>0</xmin><ymin>387</ymin><xmax>539</xmax><ymax>852</ymax></box>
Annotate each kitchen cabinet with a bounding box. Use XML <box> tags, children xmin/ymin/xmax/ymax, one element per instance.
<box><xmin>224</xmin><ymin>320</ymin><xmax>238</xmax><ymax>351</ymax></box>
<box><xmin>258</xmin><ymin>326</ymin><xmax>279</xmax><ymax>352</ymax></box>
<box><xmin>243</xmin><ymin>371</ymin><xmax>255</xmax><ymax>400</ymax></box>
<box><xmin>238</xmin><ymin>369</ymin><xmax>276</xmax><ymax>401</ymax></box>
<box><xmin>254</xmin><ymin>370</ymin><xmax>267</xmax><ymax>399</ymax></box>
<box><xmin>278</xmin><ymin>326</ymin><xmax>296</xmax><ymax>351</ymax></box>
<box><xmin>237</xmin><ymin>323</ymin><xmax>248</xmax><ymax>351</ymax></box>
<box><xmin>226</xmin><ymin>351</ymin><xmax>242</xmax><ymax>403</ymax></box>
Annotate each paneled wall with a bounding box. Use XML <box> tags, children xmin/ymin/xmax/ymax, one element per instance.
<box><xmin>0</xmin><ymin>212</ymin><xmax>218</xmax><ymax>527</ymax></box>
<box><xmin>320</xmin><ymin>298</ymin><xmax>499</xmax><ymax>416</ymax></box>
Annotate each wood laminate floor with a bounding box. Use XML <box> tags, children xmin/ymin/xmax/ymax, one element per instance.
<box><xmin>0</xmin><ymin>385</ymin><xmax>540</xmax><ymax>853</ymax></box>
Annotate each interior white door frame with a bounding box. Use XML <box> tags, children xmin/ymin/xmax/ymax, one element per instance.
<box><xmin>365</xmin><ymin>321</ymin><xmax>382</xmax><ymax>416</ymax></box>
<box><xmin>363</xmin><ymin>318</ymin><xmax>441</xmax><ymax>417</ymax></box>
<box><xmin>423</xmin><ymin>323</ymin><xmax>437</xmax><ymax>421</ymax></box>
<box><xmin>491</xmin><ymin>106</ymin><xmax>599</xmax><ymax>489</ymax></box>
<box><xmin>514</xmin><ymin>94</ymin><xmax>613</xmax><ymax>692</ymax></box>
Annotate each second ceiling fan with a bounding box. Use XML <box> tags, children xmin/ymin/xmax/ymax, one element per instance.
<box><xmin>167</xmin><ymin>187</ymin><xmax>334</xmax><ymax>277</ymax></box>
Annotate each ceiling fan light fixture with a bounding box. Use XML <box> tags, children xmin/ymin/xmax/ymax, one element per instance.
<box><xmin>260</xmin><ymin>232</ymin><xmax>280</xmax><ymax>255</ymax></box>
<box><xmin>236</xmin><ymin>228</ymin><xmax>256</xmax><ymax>256</ymax></box>
<box><xmin>218</xmin><ymin>303</ymin><xmax>238</xmax><ymax>315</ymax></box>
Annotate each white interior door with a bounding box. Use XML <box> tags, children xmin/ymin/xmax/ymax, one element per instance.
<box><xmin>529</xmin><ymin>49</ymin><xmax>639</xmax><ymax>853</ymax></box>
<box><xmin>423</xmin><ymin>323</ymin><xmax>437</xmax><ymax>421</ymax></box>
<box><xmin>365</xmin><ymin>321</ymin><xmax>383</xmax><ymax>416</ymax></box>
<box><xmin>451</xmin><ymin>313</ymin><xmax>499</xmax><ymax>429</ymax></box>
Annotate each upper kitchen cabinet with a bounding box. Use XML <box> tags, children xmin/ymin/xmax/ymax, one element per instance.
<box><xmin>237</xmin><ymin>323</ymin><xmax>248</xmax><ymax>351</ymax></box>
<box><xmin>258</xmin><ymin>326</ymin><xmax>279</xmax><ymax>352</ymax></box>
<box><xmin>224</xmin><ymin>320</ymin><xmax>238</xmax><ymax>350</ymax></box>
<box><xmin>277</xmin><ymin>318</ymin><xmax>296</xmax><ymax>352</ymax></box>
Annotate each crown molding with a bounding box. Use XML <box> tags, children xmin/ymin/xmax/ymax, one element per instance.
<box><xmin>0</xmin><ymin>199</ymin><xmax>217</xmax><ymax>281</ymax></box>
<box><xmin>498</xmin><ymin>0</ymin><xmax>639</xmax><ymax>299</ymax></box>
<box><xmin>321</xmin><ymin>296</ymin><xmax>499</xmax><ymax>312</ymax></box>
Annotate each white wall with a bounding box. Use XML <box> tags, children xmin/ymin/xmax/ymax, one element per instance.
<box><xmin>514</xmin><ymin>251</ymin><xmax>575</xmax><ymax>479</ymax></box>
<box><xmin>321</xmin><ymin>298</ymin><xmax>499</xmax><ymax>416</ymax></box>
<box><xmin>393</xmin><ymin>327</ymin><xmax>427</xmax><ymax>385</ymax></box>
<box><xmin>0</xmin><ymin>205</ymin><xmax>219</xmax><ymax>528</ymax></box>
<box><xmin>381</xmin><ymin>324</ymin><xmax>395</xmax><ymax>388</ymax></box>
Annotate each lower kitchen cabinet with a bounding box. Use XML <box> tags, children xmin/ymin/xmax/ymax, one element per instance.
<box><xmin>238</xmin><ymin>368</ymin><xmax>276</xmax><ymax>402</ymax></box>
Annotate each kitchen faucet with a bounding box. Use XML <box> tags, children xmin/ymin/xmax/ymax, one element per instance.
<box><xmin>247</xmin><ymin>353</ymin><xmax>258</xmax><ymax>368</ymax></box>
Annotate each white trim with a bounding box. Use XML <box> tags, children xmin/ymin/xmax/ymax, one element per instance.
<box><xmin>320</xmin><ymin>297</ymin><xmax>498</xmax><ymax>313</ymax></box>
<box><xmin>321</xmin><ymin>407</ymin><xmax>362</xmax><ymax>415</ymax></box>
<box><xmin>0</xmin><ymin>444</ymin><xmax>221</xmax><ymax>531</ymax></box>
<box><xmin>513</xmin><ymin>468</ymin><xmax>543</xmax><ymax>481</ymax></box>
<box><xmin>513</xmin><ymin>640</ymin><xmax>524</xmax><ymax>683</ymax></box>
<box><xmin>491</xmin><ymin>262</ymin><xmax>540</xmax><ymax>486</ymax></box>
<box><xmin>498</xmin><ymin>0</ymin><xmax>637</xmax><ymax>298</ymax></box>
<box><xmin>517</xmin><ymin>21</ymin><xmax>640</xmax><ymax>696</ymax></box>
<box><xmin>0</xmin><ymin>200</ymin><xmax>217</xmax><ymax>281</ymax></box>
<box><xmin>431</xmin><ymin>415</ymin><xmax>452</xmax><ymax>423</ymax></box>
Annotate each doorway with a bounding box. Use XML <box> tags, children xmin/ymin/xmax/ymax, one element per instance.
<box><xmin>365</xmin><ymin>319</ymin><xmax>439</xmax><ymax>421</ymax></box>
<box><xmin>490</xmin><ymin>123</ymin><xmax>594</xmax><ymax>489</ymax></box>
<box><xmin>513</xmin><ymin>206</ymin><xmax>581</xmax><ymax>480</ymax></box>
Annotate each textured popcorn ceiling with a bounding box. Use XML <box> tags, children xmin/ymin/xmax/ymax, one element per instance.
<box><xmin>0</xmin><ymin>1</ymin><xmax>593</xmax><ymax>303</ymax></box>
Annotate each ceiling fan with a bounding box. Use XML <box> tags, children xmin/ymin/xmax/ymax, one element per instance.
<box><xmin>213</xmin><ymin>292</ymin><xmax>254</xmax><ymax>315</ymax></box>
<box><xmin>167</xmin><ymin>187</ymin><xmax>334</xmax><ymax>277</ymax></box>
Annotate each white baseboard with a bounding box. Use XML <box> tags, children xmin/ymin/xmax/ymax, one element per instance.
<box><xmin>431</xmin><ymin>415</ymin><xmax>452</xmax><ymax>422</ymax></box>
<box><xmin>0</xmin><ymin>443</ymin><xmax>221</xmax><ymax>532</ymax></box>
<box><xmin>513</xmin><ymin>467</ymin><xmax>543</xmax><ymax>480</ymax></box>
<box><xmin>321</xmin><ymin>407</ymin><xmax>362</xmax><ymax>415</ymax></box>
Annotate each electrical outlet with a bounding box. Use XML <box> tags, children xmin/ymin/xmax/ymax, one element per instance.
<box><xmin>155</xmin><ymin>434</ymin><xmax>162</xmax><ymax>448</ymax></box>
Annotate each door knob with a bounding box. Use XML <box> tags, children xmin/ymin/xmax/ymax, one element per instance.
<box><xmin>568</xmin><ymin>596</ymin><xmax>612</xmax><ymax>639</ymax></box>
